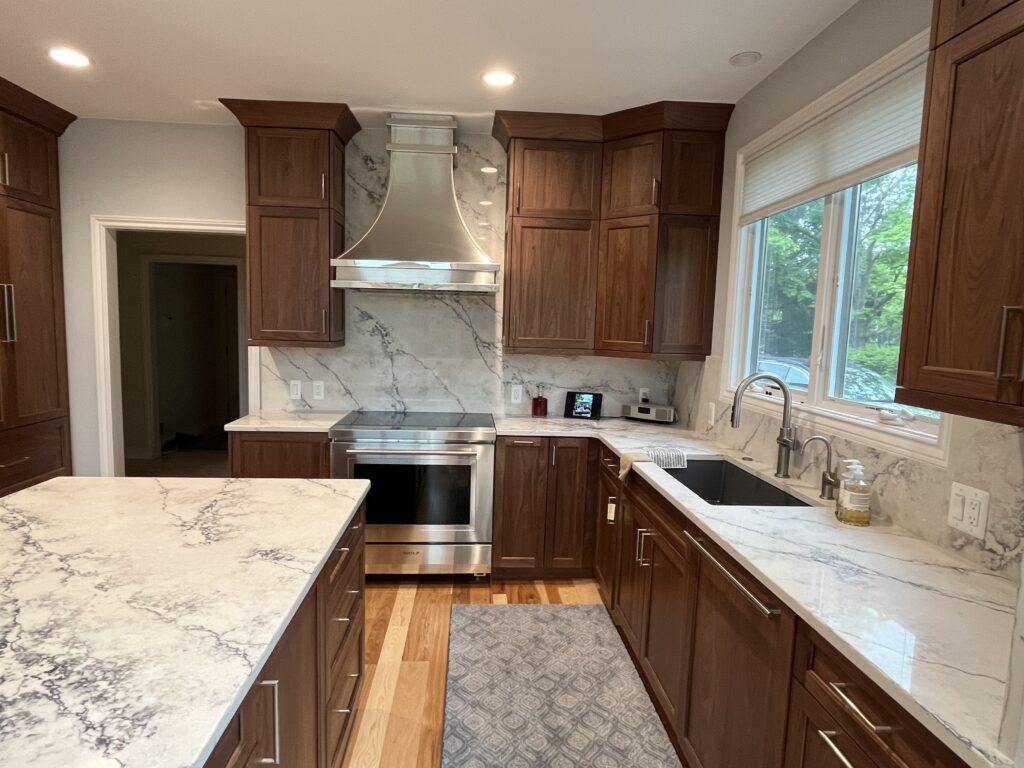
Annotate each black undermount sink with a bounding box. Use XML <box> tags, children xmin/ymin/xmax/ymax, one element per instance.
<box><xmin>665</xmin><ymin>460</ymin><xmax>809</xmax><ymax>507</ymax></box>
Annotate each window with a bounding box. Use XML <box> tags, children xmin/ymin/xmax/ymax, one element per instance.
<box><xmin>739</xmin><ymin>164</ymin><xmax>939</xmax><ymax>431</ymax></box>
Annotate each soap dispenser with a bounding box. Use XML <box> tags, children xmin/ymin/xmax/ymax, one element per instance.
<box><xmin>836</xmin><ymin>460</ymin><xmax>871</xmax><ymax>527</ymax></box>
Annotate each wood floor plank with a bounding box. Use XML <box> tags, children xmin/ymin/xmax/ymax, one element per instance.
<box><xmin>380</xmin><ymin>661</ymin><xmax>431</xmax><ymax>768</ymax></box>
<box><xmin>534</xmin><ymin>581</ymin><xmax>551</xmax><ymax>603</ymax></box>
<box><xmin>346</xmin><ymin>656</ymin><xmax>404</xmax><ymax>768</ymax></box>
<box><xmin>491</xmin><ymin>593</ymin><xmax>508</xmax><ymax>604</ymax></box>
<box><xmin>391</xmin><ymin>582</ymin><xmax>418</xmax><ymax>627</ymax></box>
<box><xmin>543</xmin><ymin>581</ymin><xmax>566</xmax><ymax>604</ymax></box>
<box><xmin>363</xmin><ymin>583</ymin><xmax>399</xmax><ymax>666</ymax></box>
<box><xmin>404</xmin><ymin>582</ymin><xmax>452</xmax><ymax>663</ymax></box>
<box><xmin>574</xmin><ymin>579</ymin><xmax>603</xmax><ymax>604</ymax></box>
<box><xmin>469</xmin><ymin>582</ymin><xmax>492</xmax><ymax>604</ymax></box>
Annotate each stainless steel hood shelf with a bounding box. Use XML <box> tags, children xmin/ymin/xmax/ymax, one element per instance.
<box><xmin>333</xmin><ymin>113</ymin><xmax>498</xmax><ymax>293</ymax></box>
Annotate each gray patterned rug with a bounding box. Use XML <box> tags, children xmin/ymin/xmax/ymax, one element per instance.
<box><xmin>441</xmin><ymin>604</ymin><xmax>682</xmax><ymax>767</ymax></box>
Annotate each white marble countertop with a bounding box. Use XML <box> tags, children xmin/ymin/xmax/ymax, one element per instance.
<box><xmin>0</xmin><ymin>476</ymin><xmax>370</xmax><ymax>768</ymax></box>
<box><xmin>225</xmin><ymin>410</ymin><xmax>349</xmax><ymax>433</ymax></box>
<box><xmin>225</xmin><ymin>411</ymin><xmax>1017</xmax><ymax>766</ymax></box>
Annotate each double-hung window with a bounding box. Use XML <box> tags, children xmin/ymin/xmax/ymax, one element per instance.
<box><xmin>732</xmin><ymin>54</ymin><xmax>942</xmax><ymax>444</ymax></box>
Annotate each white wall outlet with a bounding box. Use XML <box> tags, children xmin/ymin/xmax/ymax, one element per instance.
<box><xmin>638</xmin><ymin>388</ymin><xmax>651</xmax><ymax>404</ymax></box>
<box><xmin>948</xmin><ymin>482</ymin><xmax>989</xmax><ymax>539</ymax></box>
<box><xmin>312</xmin><ymin>381</ymin><xmax>325</xmax><ymax>400</ymax></box>
<box><xmin>289</xmin><ymin>380</ymin><xmax>302</xmax><ymax>400</ymax></box>
<box><xmin>707</xmin><ymin>402</ymin><xmax>716</xmax><ymax>429</ymax></box>
<box><xmin>510</xmin><ymin>384</ymin><xmax>523</xmax><ymax>404</ymax></box>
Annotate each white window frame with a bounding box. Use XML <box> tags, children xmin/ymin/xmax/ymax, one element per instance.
<box><xmin>720</xmin><ymin>30</ymin><xmax>951</xmax><ymax>466</ymax></box>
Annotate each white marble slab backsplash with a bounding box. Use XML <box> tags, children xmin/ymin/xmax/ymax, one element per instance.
<box><xmin>260</xmin><ymin>129</ymin><xmax>677</xmax><ymax>419</ymax></box>
<box><xmin>674</xmin><ymin>357</ymin><xmax>1024</xmax><ymax>576</ymax></box>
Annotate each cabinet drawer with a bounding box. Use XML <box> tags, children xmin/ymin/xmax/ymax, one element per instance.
<box><xmin>785</xmin><ymin>682</ymin><xmax>879</xmax><ymax>768</ymax></box>
<box><xmin>324</xmin><ymin>608</ymin><xmax>364</xmax><ymax>766</ymax></box>
<box><xmin>324</xmin><ymin>521</ymin><xmax>364</xmax><ymax>597</ymax></box>
<box><xmin>599</xmin><ymin>443</ymin><xmax>620</xmax><ymax>478</ymax></box>
<box><xmin>0</xmin><ymin>419</ymin><xmax>69</xmax><ymax>495</ymax></box>
<box><xmin>796</xmin><ymin>625</ymin><xmax>962</xmax><ymax>767</ymax></box>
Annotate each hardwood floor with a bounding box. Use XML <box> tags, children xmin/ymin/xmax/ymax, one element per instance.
<box><xmin>342</xmin><ymin>577</ymin><xmax>604</xmax><ymax>768</ymax></box>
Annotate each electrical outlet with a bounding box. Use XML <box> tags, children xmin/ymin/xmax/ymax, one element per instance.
<box><xmin>948</xmin><ymin>482</ymin><xmax>989</xmax><ymax>539</ymax></box>
<box><xmin>707</xmin><ymin>402</ymin><xmax>716</xmax><ymax>429</ymax></box>
<box><xmin>312</xmin><ymin>381</ymin><xmax>325</xmax><ymax>400</ymax></box>
<box><xmin>289</xmin><ymin>380</ymin><xmax>302</xmax><ymax>400</ymax></box>
<box><xmin>639</xmin><ymin>388</ymin><xmax>651</xmax><ymax>404</ymax></box>
<box><xmin>510</xmin><ymin>384</ymin><xmax>523</xmax><ymax>404</ymax></box>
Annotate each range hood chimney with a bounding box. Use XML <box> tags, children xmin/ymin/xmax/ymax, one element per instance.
<box><xmin>331</xmin><ymin>113</ymin><xmax>498</xmax><ymax>294</ymax></box>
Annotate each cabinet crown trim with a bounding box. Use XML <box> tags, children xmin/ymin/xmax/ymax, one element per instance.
<box><xmin>0</xmin><ymin>77</ymin><xmax>76</xmax><ymax>135</ymax></box>
<box><xmin>220</xmin><ymin>99</ymin><xmax>361</xmax><ymax>143</ymax></box>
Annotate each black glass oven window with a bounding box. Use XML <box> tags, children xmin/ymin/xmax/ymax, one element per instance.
<box><xmin>354</xmin><ymin>464</ymin><xmax>471</xmax><ymax>526</ymax></box>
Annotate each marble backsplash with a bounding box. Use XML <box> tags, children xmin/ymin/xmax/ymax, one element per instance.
<box><xmin>260</xmin><ymin>128</ymin><xmax>677</xmax><ymax>417</ymax></box>
<box><xmin>675</xmin><ymin>358</ymin><xmax>1024</xmax><ymax>575</ymax></box>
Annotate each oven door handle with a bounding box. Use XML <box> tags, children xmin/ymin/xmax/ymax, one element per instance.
<box><xmin>345</xmin><ymin>449</ymin><xmax>480</xmax><ymax>457</ymax></box>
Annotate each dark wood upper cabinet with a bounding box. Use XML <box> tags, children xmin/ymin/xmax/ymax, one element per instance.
<box><xmin>544</xmin><ymin>437</ymin><xmax>592</xmax><ymax>570</ymax></box>
<box><xmin>660</xmin><ymin>131</ymin><xmax>724</xmax><ymax>215</ymax></box>
<box><xmin>510</xmin><ymin>139</ymin><xmax>602</xmax><ymax>219</ymax></box>
<box><xmin>0</xmin><ymin>197</ymin><xmax>68</xmax><ymax>427</ymax></box>
<box><xmin>229</xmin><ymin>432</ymin><xmax>330</xmax><ymax>478</ymax></box>
<box><xmin>592</xmin><ymin>466</ymin><xmax>621</xmax><ymax>608</ymax></box>
<box><xmin>933</xmin><ymin>0</ymin><xmax>1019</xmax><ymax>45</ymax></box>
<box><xmin>493</xmin><ymin>436</ymin><xmax>550</xmax><ymax>571</ymax></box>
<box><xmin>681</xmin><ymin>535</ymin><xmax>795</xmax><ymax>768</ymax></box>
<box><xmin>0</xmin><ymin>113</ymin><xmax>59</xmax><ymax>208</ymax></box>
<box><xmin>247</xmin><ymin>128</ymin><xmax>344</xmax><ymax>210</ymax></box>
<box><xmin>505</xmin><ymin>217</ymin><xmax>598</xmax><ymax>351</ymax></box>
<box><xmin>897</xmin><ymin>2</ymin><xmax>1024</xmax><ymax>425</ymax></box>
<box><xmin>653</xmin><ymin>215</ymin><xmax>719</xmax><ymax>357</ymax></box>
<box><xmin>596</xmin><ymin>215</ymin><xmax>659</xmax><ymax>354</ymax></box>
<box><xmin>602</xmin><ymin>132</ymin><xmax>663</xmax><ymax>218</ymax></box>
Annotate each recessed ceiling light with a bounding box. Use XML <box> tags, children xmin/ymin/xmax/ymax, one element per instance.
<box><xmin>479</xmin><ymin>200</ymin><xmax>494</xmax><ymax>206</ymax></box>
<box><xmin>729</xmin><ymin>51</ymin><xmax>763</xmax><ymax>68</ymax></box>
<box><xmin>49</xmin><ymin>46</ymin><xmax>91</xmax><ymax>68</ymax></box>
<box><xmin>482</xmin><ymin>70</ymin><xmax>517</xmax><ymax>87</ymax></box>
<box><xmin>480</xmin><ymin>166</ymin><xmax>498</xmax><ymax>174</ymax></box>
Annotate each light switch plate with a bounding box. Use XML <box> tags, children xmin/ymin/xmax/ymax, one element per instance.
<box><xmin>312</xmin><ymin>381</ymin><xmax>325</xmax><ymax>400</ymax></box>
<box><xmin>948</xmin><ymin>482</ymin><xmax>989</xmax><ymax>539</ymax></box>
<box><xmin>289</xmin><ymin>380</ymin><xmax>302</xmax><ymax>400</ymax></box>
<box><xmin>510</xmin><ymin>384</ymin><xmax>523</xmax><ymax>404</ymax></box>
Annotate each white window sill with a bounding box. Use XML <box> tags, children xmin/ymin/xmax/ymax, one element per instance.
<box><xmin>718</xmin><ymin>389</ymin><xmax>950</xmax><ymax>467</ymax></box>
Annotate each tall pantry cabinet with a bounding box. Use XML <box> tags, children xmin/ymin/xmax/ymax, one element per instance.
<box><xmin>0</xmin><ymin>77</ymin><xmax>75</xmax><ymax>496</ymax></box>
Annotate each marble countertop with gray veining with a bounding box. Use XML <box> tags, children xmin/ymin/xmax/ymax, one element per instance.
<box><xmin>0</xmin><ymin>476</ymin><xmax>369</xmax><ymax>768</ymax></box>
<box><xmin>225</xmin><ymin>410</ymin><xmax>1017</xmax><ymax>766</ymax></box>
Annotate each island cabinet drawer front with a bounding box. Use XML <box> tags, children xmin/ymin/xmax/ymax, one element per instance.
<box><xmin>0</xmin><ymin>419</ymin><xmax>69</xmax><ymax>495</ymax></box>
<box><xmin>325</xmin><ymin>523</ymin><xmax>364</xmax><ymax>595</ymax></box>
<box><xmin>599</xmin><ymin>444</ymin><xmax>619</xmax><ymax>478</ymax></box>
<box><xmin>796</xmin><ymin>627</ymin><xmax>964</xmax><ymax>768</ymax></box>
<box><xmin>785</xmin><ymin>682</ymin><xmax>880</xmax><ymax>768</ymax></box>
<box><xmin>324</xmin><ymin>567</ymin><xmax>363</xmax><ymax>662</ymax></box>
<box><xmin>324</xmin><ymin>610</ymin><xmax>364</xmax><ymax>767</ymax></box>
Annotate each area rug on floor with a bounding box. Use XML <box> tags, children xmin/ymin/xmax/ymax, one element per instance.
<box><xmin>441</xmin><ymin>604</ymin><xmax>682</xmax><ymax>768</ymax></box>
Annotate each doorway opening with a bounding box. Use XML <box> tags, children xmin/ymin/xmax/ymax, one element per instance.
<box><xmin>115</xmin><ymin>231</ymin><xmax>246</xmax><ymax>477</ymax></box>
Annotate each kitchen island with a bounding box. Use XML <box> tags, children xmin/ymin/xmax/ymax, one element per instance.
<box><xmin>0</xmin><ymin>476</ymin><xmax>369</xmax><ymax>768</ymax></box>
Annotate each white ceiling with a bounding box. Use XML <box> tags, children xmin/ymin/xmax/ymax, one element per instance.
<box><xmin>0</xmin><ymin>0</ymin><xmax>859</xmax><ymax>130</ymax></box>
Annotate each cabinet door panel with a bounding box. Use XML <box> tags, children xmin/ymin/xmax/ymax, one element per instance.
<box><xmin>934</xmin><ymin>0</ymin><xmax>1018</xmax><ymax>45</ymax></box>
<box><xmin>640</xmin><ymin>525</ymin><xmax>696</xmax><ymax>735</ymax></box>
<box><xmin>507</xmin><ymin>218</ymin><xmax>598</xmax><ymax>350</ymax></box>
<box><xmin>653</xmin><ymin>215</ymin><xmax>718</xmax><ymax>356</ymax></box>
<box><xmin>512</xmin><ymin>139</ymin><xmax>601</xmax><ymax>219</ymax></box>
<box><xmin>247</xmin><ymin>206</ymin><xmax>331</xmax><ymax>343</ymax></box>
<box><xmin>248</xmin><ymin>128</ymin><xmax>329</xmax><ymax>208</ymax></box>
<box><xmin>593</xmin><ymin>468</ymin><xmax>621</xmax><ymax>608</ymax></box>
<box><xmin>493</xmin><ymin>437</ymin><xmax>549</xmax><ymax>570</ymax></box>
<box><xmin>229</xmin><ymin>432</ymin><xmax>329</xmax><ymax>478</ymax></box>
<box><xmin>899</xmin><ymin>7</ymin><xmax>1024</xmax><ymax>407</ymax></box>
<box><xmin>596</xmin><ymin>215</ymin><xmax>658</xmax><ymax>353</ymax></box>
<box><xmin>784</xmin><ymin>684</ymin><xmax>878</xmax><ymax>768</ymax></box>
<box><xmin>613</xmin><ymin>497</ymin><xmax>648</xmax><ymax>654</ymax></box>
<box><xmin>1</xmin><ymin>198</ymin><xmax>67</xmax><ymax>426</ymax></box>
<box><xmin>0</xmin><ymin>113</ymin><xmax>58</xmax><ymax>208</ymax></box>
<box><xmin>602</xmin><ymin>133</ymin><xmax>662</xmax><ymax>218</ymax></box>
<box><xmin>544</xmin><ymin>437</ymin><xmax>590</xmax><ymax>570</ymax></box>
<box><xmin>660</xmin><ymin>131</ymin><xmax>723</xmax><ymax>216</ymax></box>
<box><xmin>682</xmin><ymin>538</ymin><xmax>795</xmax><ymax>768</ymax></box>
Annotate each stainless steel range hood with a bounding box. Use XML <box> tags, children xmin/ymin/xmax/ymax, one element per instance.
<box><xmin>330</xmin><ymin>113</ymin><xmax>498</xmax><ymax>294</ymax></box>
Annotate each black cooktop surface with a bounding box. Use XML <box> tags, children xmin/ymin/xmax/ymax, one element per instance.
<box><xmin>333</xmin><ymin>411</ymin><xmax>495</xmax><ymax>430</ymax></box>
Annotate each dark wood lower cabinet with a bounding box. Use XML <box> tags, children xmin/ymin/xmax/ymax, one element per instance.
<box><xmin>612</xmin><ymin>494</ymin><xmax>649</xmax><ymax>651</ymax></box>
<box><xmin>229</xmin><ymin>432</ymin><xmax>329</xmax><ymax>478</ymax></box>
<box><xmin>205</xmin><ymin>508</ymin><xmax>364</xmax><ymax>768</ymax></box>
<box><xmin>544</xmin><ymin>437</ymin><xmax>593</xmax><ymax>570</ymax></box>
<box><xmin>592</xmin><ymin>465</ymin><xmax>621</xmax><ymax>607</ymax></box>
<box><xmin>785</xmin><ymin>683</ymin><xmax>878</xmax><ymax>768</ymax></box>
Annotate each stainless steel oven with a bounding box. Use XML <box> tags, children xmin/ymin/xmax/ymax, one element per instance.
<box><xmin>329</xmin><ymin>412</ymin><xmax>495</xmax><ymax>575</ymax></box>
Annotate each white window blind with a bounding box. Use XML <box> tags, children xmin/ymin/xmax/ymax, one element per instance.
<box><xmin>740</xmin><ymin>61</ymin><xmax>926</xmax><ymax>224</ymax></box>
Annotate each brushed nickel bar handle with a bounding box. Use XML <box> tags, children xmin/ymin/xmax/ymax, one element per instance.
<box><xmin>256</xmin><ymin>680</ymin><xmax>281</xmax><ymax>765</ymax></box>
<box><xmin>511</xmin><ymin>439</ymin><xmax>537</xmax><ymax>445</ymax></box>
<box><xmin>684</xmin><ymin>531</ymin><xmax>780</xmax><ymax>619</ymax></box>
<box><xmin>346</xmin><ymin>448</ymin><xmax>478</xmax><ymax>457</ymax></box>
<box><xmin>642</xmin><ymin>319</ymin><xmax>651</xmax><ymax>348</ymax></box>
<box><xmin>321</xmin><ymin>172</ymin><xmax>326</xmax><ymax>200</ymax></box>
<box><xmin>651</xmin><ymin>178</ymin><xmax>660</xmax><ymax>207</ymax></box>
<box><xmin>639</xmin><ymin>531</ymin><xmax>653</xmax><ymax>566</ymax></box>
<box><xmin>995</xmin><ymin>306</ymin><xmax>1022</xmax><ymax>380</ymax></box>
<box><xmin>1</xmin><ymin>153</ymin><xmax>8</xmax><ymax>186</ymax></box>
<box><xmin>816</xmin><ymin>731</ymin><xmax>854</xmax><ymax>768</ymax></box>
<box><xmin>635</xmin><ymin>527</ymin><xmax>650</xmax><ymax>562</ymax></box>
<box><xmin>0</xmin><ymin>456</ymin><xmax>31</xmax><ymax>469</ymax></box>
<box><xmin>333</xmin><ymin>708</ymin><xmax>352</xmax><ymax>715</ymax></box>
<box><xmin>606</xmin><ymin>496</ymin><xmax>616</xmax><ymax>524</ymax></box>
<box><xmin>1</xmin><ymin>285</ymin><xmax>16</xmax><ymax>343</ymax></box>
<box><xmin>551</xmin><ymin>444</ymin><xmax>557</xmax><ymax>466</ymax></box>
<box><xmin>331</xmin><ymin>617</ymin><xmax>351</xmax><ymax>623</ymax></box>
<box><xmin>828</xmin><ymin>682</ymin><xmax>893</xmax><ymax>734</ymax></box>
<box><xmin>516</xmin><ymin>184</ymin><xmax>522</xmax><ymax>213</ymax></box>
<box><xmin>346</xmin><ymin>672</ymin><xmax>360</xmax><ymax>678</ymax></box>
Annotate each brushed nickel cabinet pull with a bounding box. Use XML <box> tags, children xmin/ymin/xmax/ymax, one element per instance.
<box><xmin>635</xmin><ymin>527</ymin><xmax>650</xmax><ymax>562</ymax></box>
<box><xmin>642</xmin><ymin>319</ymin><xmax>651</xmax><ymax>348</ymax></box>
<box><xmin>331</xmin><ymin>616</ymin><xmax>351</xmax><ymax>623</ymax></box>
<box><xmin>1</xmin><ymin>284</ymin><xmax>17</xmax><ymax>343</ymax></box>
<box><xmin>1</xmin><ymin>152</ymin><xmax>8</xmax><ymax>186</ymax></box>
<box><xmin>551</xmin><ymin>444</ymin><xmax>557</xmax><ymax>466</ymax></box>
<box><xmin>816</xmin><ymin>731</ymin><xmax>854</xmax><ymax>768</ymax></box>
<box><xmin>995</xmin><ymin>306</ymin><xmax>1023</xmax><ymax>380</ymax></box>
<box><xmin>256</xmin><ymin>679</ymin><xmax>281</xmax><ymax>765</ymax></box>
<box><xmin>684</xmin><ymin>531</ymin><xmax>780</xmax><ymax>619</ymax></box>
<box><xmin>346</xmin><ymin>589</ymin><xmax>361</xmax><ymax>595</ymax></box>
<box><xmin>511</xmin><ymin>439</ymin><xmax>536</xmax><ymax>446</ymax></box>
<box><xmin>333</xmin><ymin>708</ymin><xmax>352</xmax><ymax>715</ymax></box>
<box><xmin>346</xmin><ymin>672</ymin><xmax>360</xmax><ymax>678</ymax></box>
<box><xmin>639</xmin><ymin>531</ymin><xmax>653</xmax><ymax>566</ymax></box>
<box><xmin>828</xmin><ymin>682</ymin><xmax>893</xmax><ymax>734</ymax></box>
<box><xmin>651</xmin><ymin>177</ymin><xmax>660</xmax><ymax>207</ymax></box>
<box><xmin>0</xmin><ymin>456</ymin><xmax>31</xmax><ymax>469</ymax></box>
<box><xmin>321</xmin><ymin>172</ymin><xmax>326</xmax><ymax>199</ymax></box>
<box><xmin>516</xmin><ymin>184</ymin><xmax>522</xmax><ymax>213</ymax></box>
